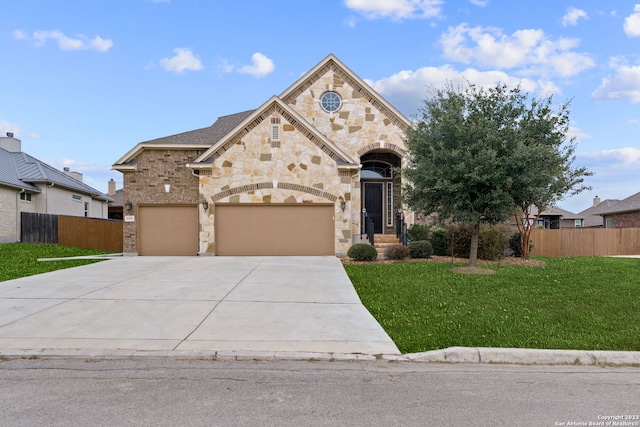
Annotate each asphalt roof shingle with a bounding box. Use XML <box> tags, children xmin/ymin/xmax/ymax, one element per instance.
<box><xmin>596</xmin><ymin>191</ymin><xmax>640</xmax><ymax>215</ymax></box>
<box><xmin>140</xmin><ymin>110</ymin><xmax>255</xmax><ymax>146</ymax></box>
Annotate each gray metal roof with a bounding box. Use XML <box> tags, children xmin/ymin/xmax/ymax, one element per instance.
<box><xmin>0</xmin><ymin>147</ymin><xmax>113</xmax><ymax>201</ymax></box>
<box><xmin>140</xmin><ymin>110</ymin><xmax>255</xmax><ymax>146</ymax></box>
<box><xmin>596</xmin><ymin>191</ymin><xmax>640</xmax><ymax>215</ymax></box>
<box><xmin>0</xmin><ymin>149</ymin><xmax>38</xmax><ymax>190</ymax></box>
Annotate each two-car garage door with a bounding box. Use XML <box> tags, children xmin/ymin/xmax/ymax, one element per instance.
<box><xmin>215</xmin><ymin>204</ymin><xmax>335</xmax><ymax>256</ymax></box>
<box><xmin>138</xmin><ymin>204</ymin><xmax>335</xmax><ymax>256</ymax></box>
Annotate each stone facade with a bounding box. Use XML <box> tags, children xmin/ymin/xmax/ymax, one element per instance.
<box><xmin>114</xmin><ymin>54</ymin><xmax>413</xmax><ymax>256</ymax></box>
<box><xmin>604</xmin><ymin>211</ymin><xmax>640</xmax><ymax>228</ymax></box>
<box><xmin>121</xmin><ymin>149</ymin><xmax>204</xmax><ymax>253</ymax></box>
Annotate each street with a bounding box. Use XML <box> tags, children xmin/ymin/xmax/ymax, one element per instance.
<box><xmin>1</xmin><ymin>358</ymin><xmax>638</xmax><ymax>426</ymax></box>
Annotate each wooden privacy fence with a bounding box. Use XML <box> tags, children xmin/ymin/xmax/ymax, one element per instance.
<box><xmin>530</xmin><ymin>228</ymin><xmax>640</xmax><ymax>257</ymax></box>
<box><xmin>21</xmin><ymin>212</ymin><xmax>123</xmax><ymax>253</ymax></box>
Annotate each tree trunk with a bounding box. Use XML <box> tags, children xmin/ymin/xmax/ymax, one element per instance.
<box><xmin>469</xmin><ymin>222</ymin><xmax>480</xmax><ymax>268</ymax></box>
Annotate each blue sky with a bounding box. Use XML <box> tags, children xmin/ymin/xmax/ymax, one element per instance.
<box><xmin>2</xmin><ymin>0</ymin><xmax>639</xmax><ymax>213</ymax></box>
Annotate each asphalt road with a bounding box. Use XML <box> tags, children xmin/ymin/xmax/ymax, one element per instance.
<box><xmin>1</xmin><ymin>358</ymin><xmax>639</xmax><ymax>426</ymax></box>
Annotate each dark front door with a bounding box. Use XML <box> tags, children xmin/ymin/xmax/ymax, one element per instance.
<box><xmin>364</xmin><ymin>183</ymin><xmax>383</xmax><ymax>234</ymax></box>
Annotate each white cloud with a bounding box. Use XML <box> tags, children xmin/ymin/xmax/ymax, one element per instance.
<box><xmin>238</xmin><ymin>53</ymin><xmax>275</xmax><ymax>78</ymax></box>
<box><xmin>0</xmin><ymin>120</ymin><xmax>40</xmax><ymax>139</ymax></box>
<box><xmin>14</xmin><ymin>29</ymin><xmax>113</xmax><ymax>52</ymax></box>
<box><xmin>439</xmin><ymin>24</ymin><xmax>594</xmax><ymax>78</ymax></box>
<box><xmin>591</xmin><ymin>65</ymin><xmax>640</xmax><ymax>103</ymax></box>
<box><xmin>629</xmin><ymin>119</ymin><xmax>640</xmax><ymax>124</ymax></box>
<box><xmin>624</xmin><ymin>4</ymin><xmax>640</xmax><ymax>37</ymax></box>
<box><xmin>216</xmin><ymin>58</ymin><xmax>235</xmax><ymax>73</ymax></box>
<box><xmin>0</xmin><ymin>120</ymin><xmax>22</xmax><ymax>137</ymax></box>
<box><xmin>562</xmin><ymin>7</ymin><xmax>588</xmax><ymax>26</ymax></box>
<box><xmin>580</xmin><ymin>147</ymin><xmax>640</xmax><ymax>173</ymax></box>
<box><xmin>470</xmin><ymin>0</ymin><xmax>488</xmax><ymax>6</ymax></box>
<box><xmin>567</xmin><ymin>125</ymin><xmax>591</xmax><ymax>143</ymax></box>
<box><xmin>160</xmin><ymin>48</ymin><xmax>203</xmax><ymax>73</ymax></box>
<box><xmin>344</xmin><ymin>0</ymin><xmax>443</xmax><ymax>21</ymax></box>
<box><xmin>365</xmin><ymin>64</ymin><xmax>560</xmax><ymax>117</ymax></box>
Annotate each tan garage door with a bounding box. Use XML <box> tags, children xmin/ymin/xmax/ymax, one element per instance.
<box><xmin>138</xmin><ymin>206</ymin><xmax>198</xmax><ymax>256</ymax></box>
<box><xmin>215</xmin><ymin>204</ymin><xmax>335</xmax><ymax>256</ymax></box>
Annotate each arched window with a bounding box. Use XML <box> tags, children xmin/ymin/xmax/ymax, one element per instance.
<box><xmin>361</xmin><ymin>161</ymin><xmax>392</xmax><ymax>179</ymax></box>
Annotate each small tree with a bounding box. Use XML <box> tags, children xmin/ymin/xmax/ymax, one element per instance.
<box><xmin>403</xmin><ymin>83</ymin><xmax>591</xmax><ymax>266</ymax></box>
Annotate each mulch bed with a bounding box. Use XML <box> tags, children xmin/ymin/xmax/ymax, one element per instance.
<box><xmin>340</xmin><ymin>255</ymin><xmax>545</xmax><ymax>273</ymax></box>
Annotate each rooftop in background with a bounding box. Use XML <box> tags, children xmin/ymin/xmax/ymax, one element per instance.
<box><xmin>578</xmin><ymin>197</ymin><xmax>621</xmax><ymax>227</ymax></box>
<box><xmin>0</xmin><ymin>133</ymin><xmax>113</xmax><ymax>202</ymax></box>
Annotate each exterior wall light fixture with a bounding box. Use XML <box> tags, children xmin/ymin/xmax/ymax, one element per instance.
<box><xmin>202</xmin><ymin>198</ymin><xmax>209</xmax><ymax>211</ymax></box>
<box><xmin>340</xmin><ymin>198</ymin><xmax>346</xmax><ymax>212</ymax></box>
<box><xmin>124</xmin><ymin>200</ymin><xmax>133</xmax><ymax>212</ymax></box>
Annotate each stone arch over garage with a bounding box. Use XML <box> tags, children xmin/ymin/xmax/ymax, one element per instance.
<box><xmin>210</xmin><ymin>181</ymin><xmax>338</xmax><ymax>202</ymax></box>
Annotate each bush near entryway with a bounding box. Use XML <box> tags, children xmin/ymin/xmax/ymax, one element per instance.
<box><xmin>407</xmin><ymin>224</ymin><xmax>430</xmax><ymax>242</ymax></box>
<box><xmin>384</xmin><ymin>244</ymin><xmax>409</xmax><ymax>260</ymax></box>
<box><xmin>347</xmin><ymin>243</ymin><xmax>378</xmax><ymax>261</ymax></box>
<box><xmin>408</xmin><ymin>240</ymin><xmax>433</xmax><ymax>259</ymax></box>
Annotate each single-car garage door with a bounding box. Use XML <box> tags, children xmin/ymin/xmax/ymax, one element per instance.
<box><xmin>215</xmin><ymin>204</ymin><xmax>335</xmax><ymax>256</ymax></box>
<box><xmin>138</xmin><ymin>206</ymin><xmax>198</xmax><ymax>256</ymax></box>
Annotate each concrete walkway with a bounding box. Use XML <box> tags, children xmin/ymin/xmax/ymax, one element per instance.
<box><xmin>0</xmin><ymin>256</ymin><xmax>400</xmax><ymax>358</ymax></box>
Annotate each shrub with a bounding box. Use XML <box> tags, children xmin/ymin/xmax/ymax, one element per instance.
<box><xmin>447</xmin><ymin>224</ymin><xmax>473</xmax><ymax>258</ymax></box>
<box><xmin>478</xmin><ymin>227</ymin><xmax>507</xmax><ymax>261</ymax></box>
<box><xmin>430</xmin><ymin>229</ymin><xmax>449</xmax><ymax>256</ymax></box>
<box><xmin>384</xmin><ymin>244</ymin><xmax>409</xmax><ymax>260</ymax></box>
<box><xmin>407</xmin><ymin>224</ymin><xmax>430</xmax><ymax>242</ymax></box>
<box><xmin>409</xmin><ymin>240</ymin><xmax>433</xmax><ymax>259</ymax></box>
<box><xmin>347</xmin><ymin>243</ymin><xmax>378</xmax><ymax>261</ymax></box>
<box><xmin>509</xmin><ymin>232</ymin><xmax>533</xmax><ymax>257</ymax></box>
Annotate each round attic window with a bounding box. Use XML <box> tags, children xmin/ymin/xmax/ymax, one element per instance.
<box><xmin>320</xmin><ymin>91</ymin><xmax>342</xmax><ymax>112</ymax></box>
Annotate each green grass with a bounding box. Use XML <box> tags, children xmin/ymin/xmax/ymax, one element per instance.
<box><xmin>345</xmin><ymin>257</ymin><xmax>640</xmax><ymax>353</ymax></box>
<box><xmin>0</xmin><ymin>243</ymin><xmax>109</xmax><ymax>282</ymax></box>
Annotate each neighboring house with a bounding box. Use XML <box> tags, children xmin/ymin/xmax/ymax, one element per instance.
<box><xmin>113</xmin><ymin>54</ymin><xmax>413</xmax><ymax>256</ymax></box>
<box><xmin>536</xmin><ymin>206</ymin><xmax>584</xmax><ymax>229</ymax></box>
<box><xmin>578</xmin><ymin>196</ymin><xmax>621</xmax><ymax>228</ymax></box>
<box><xmin>0</xmin><ymin>133</ymin><xmax>113</xmax><ymax>243</ymax></box>
<box><xmin>597</xmin><ymin>191</ymin><xmax>640</xmax><ymax>228</ymax></box>
<box><xmin>107</xmin><ymin>178</ymin><xmax>124</xmax><ymax>220</ymax></box>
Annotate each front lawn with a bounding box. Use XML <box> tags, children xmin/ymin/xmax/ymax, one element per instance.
<box><xmin>0</xmin><ymin>243</ymin><xmax>109</xmax><ymax>282</ymax></box>
<box><xmin>345</xmin><ymin>257</ymin><xmax>640</xmax><ymax>353</ymax></box>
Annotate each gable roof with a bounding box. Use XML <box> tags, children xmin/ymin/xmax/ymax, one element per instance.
<box><xmin>280</xmin><ymin>53</ymin><xmax>412</xmax><ymax>130</ymax></box>
<box><xmin>539</xmin><ymin>206</ymin><xmax>582</xmax><ymax>219</ymax></box>
<box><xmin>0</xmin><ymin>147</ymin><xmax>113</xmax><ymax>201</ymax></box>
<box><xmin>113</xmin><ymin>110</ymin><xmax>254</xmax><ymax>167</ymax></box>
<box><xmin>597</xmin><ymin>191</ymin><xmax>640</xmax><ymax>215</ymax></box>
<box><xmin>578</xmin><ymin>199</ymin><xmax>621</xmax><ymax>227</ymax></box>
<box><xmin>191</xmin><ymin>96</ymin><xmax>359</xmax><ymax>166</ymax></box>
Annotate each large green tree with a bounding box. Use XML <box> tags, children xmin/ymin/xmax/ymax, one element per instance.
<box><xmin>403</xmin><ymin>83</ymin><xmax>591</xmax><ymax>266</ymax></box>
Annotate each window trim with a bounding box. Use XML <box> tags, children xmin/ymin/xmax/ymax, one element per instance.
<box><xmin>19</xmin><ymin>192</ymin><xmax>32</xmax><ymax>202</ymax></box>
<box><xmin>386</xmin><ymin>182</ymin><xmax>393</xmax><ymax>227</ymax></box>
<box><xmin>320</xmin><ymin>91</ymin><xmax>342</xmax><ymax>113</ymax></box>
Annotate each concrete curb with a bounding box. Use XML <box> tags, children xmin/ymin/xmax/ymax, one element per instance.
<box><xmin>404</xmin><ymin>346</ymin><xmax>640</xmax><ymax>366</ymax></box>
<box><xmin>2</xmin><ymin>347</ymin><xmax>640</xmax><ymax>366</ymax></box>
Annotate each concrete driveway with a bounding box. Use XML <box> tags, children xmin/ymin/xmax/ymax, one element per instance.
<box><xmin>0</xmin><ymin>256</ymin><xmax>399</xmax><ymax>358</ymax></box>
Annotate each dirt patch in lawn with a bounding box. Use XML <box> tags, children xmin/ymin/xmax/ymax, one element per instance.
<box><xmin>451</xmin><ymin>266</ymin><xmax>496</xmax><ymax>275</ymax></box>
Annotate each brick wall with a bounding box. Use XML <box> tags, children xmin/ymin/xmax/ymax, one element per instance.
<box><xmin>604</xmin><ymin>211</ymin><xmax>640</xmax><ymax>228</ymax></box>
<box><xmin>122</xmin><ymin>148</ymin><xmax>206</xmax><ymax>253</ymax></box>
